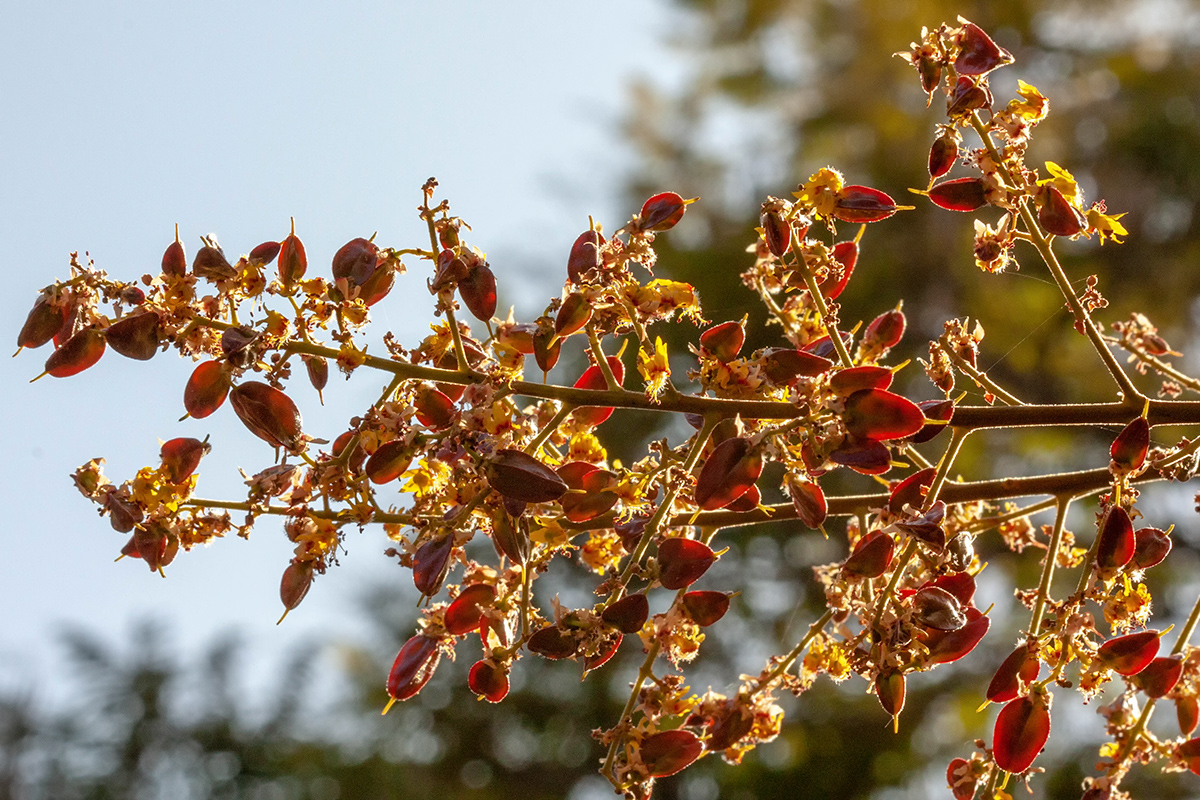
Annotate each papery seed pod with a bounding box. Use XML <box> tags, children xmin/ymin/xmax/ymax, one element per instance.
<box><xmin>927</xmin><ymin>572</ymin><xmax>976</xmax><ymax>606</ymax></box>
<box><xmin>954</xmin><ymin>21</ymin><xmax>1013</xmax><ymax>75</ymax></box>
<box><xmin>414</xmin><ymin>384</ymin><xmax>456</xmax><ymax>429</ymax></box>
<box><xmin>162</xmin><ymin>227</ymin><xmax>187</xmax><ymax>277</ymax></box>
<box><xmin>830</xmin><ymin>365</ymin><xmax>893</xmax><ymax>396</ymax></box>
<box><xmin>277</xmin><ymin>219</ymin><xmax>307</xmax><ymax>288</ymax></box>
<box><xmin>572</xmin><ymin>356</ymin><xmax>625</xmax><ymax>427</ymax></box>
<box><xmin>358</xmin><ymin>259</ymin><xmax>396</xmax><ymax>306</ymax></box>
<box><xmin>527</xmin><ymin>626</ymin><xmax>578</xmax><ymax>659</ymax></box>
<box><xmin>760</xmin><ymin>347</ymin><xmax>833</xmax><ymax>384</ymax></box>
<box><xmin>1038</xmin><ymin>186</ymin><xmax>1087</xmax><ymax>237</ymax></box>
<box><xmin>43</xmin><ymin>327</ymin><xmax>105</xmax><ymax>377</ymax></box>
<box><xmin>843</xmin><ymin>388</ymin><xmax>926</xmax><ymax>441</ymax></box>
<box><xmin>304</xmin><ymin>356</ymin><xmax>329</xmax><ymax>402</ymax></box>
<box><xmin>134</xmin><ymin>522</ymin><xmax>170</xmax><ymax>574</ymax></box>
<box><xmin>864</xmin><ymin>307</ymin><xmax>906</xmax><ymax>352</ymax></box>
<box><xmin>160</xmin><ymin>437</ymin><xmax>211</xmax><ymax>484</ymax></box>
<box><xmin>248</xmin><ymin>240</ymin><xmax>281</xmax><ymax>266</ymax></box>
<box><xmin>468</xmin><ymin>660</ymin><xmax>509</xmax><ymax>703</ymax></box>
<box><xmin>788</xmin><ymin>479</ymin><xmax>827</xmax><ymax>529</ymax></box>
<box><xmin>365</xmin><ymin>439</ymin><xmax>412</xmax><ymax>484</ymax></box>
<box><xmin>492</xmin><ymin>510</ymin><xmax>531</xmax><ymax>565</ymax></box>
<box><xmin>183</xmin><ymin>361</ymin><xmax>231</xmax><ymax>419</ymax></box>
<box><xmin>637</xmin><ymin>191</ymin><xmax>694</xmax><ymax>232</ymax></box>
<box><xmin>501</xmin><ymin>322</ymin><xmax>537</xmax><ymax>354</ymax></box>
<box><xmin>278</xmin><ymin>560</ymin><xmax>314</xmax><ymax>623</ymax></box>
<box><xmin>993</xmin><ymin>694</ymin><xmax>1051</xmax><ymax>774</ymax></box>
<box><xmin>895</xmin><ymin>501</ymin><xmax>947</xmax><ymax>551</ymax></box>
<box><xmin>583</xmin><ymin>634</ymin><xmax>622</xmax><ymax>675</ymax></box>
<box><xmin>229</xmin><ymin>382</ymin><xmax>305</xmax><ymax>452</ymax></box>
<box><xmin>695</xmin><ymin>699</ymin><xmax>754</xmax><ymax>752</ymax></box>
<box><xmin>1096</xmin><ymin>507</ymin><xmax>1135</xmax><ymax>573</ymax></box>
<box><xmin>567</xmin><ymin>230</ymin><xmax>603</xmax><ymax>284</ymax></box>
<box><xmin>946</xmin><ymin>532</ymin><xmax>976</xmax><ymax>571</ymax></box>
<box><xmin>875</xmin><ymin>670</ymin><xmax>906</xmax><ymax>727</ymax></box>
<box><xmin>761</xmin><ymin>207</ymin><xmax>792</xmax><ymax>257</ymax></box>
<box><xmin>803</xmin><ymin>330</ymin><xmax>856</xmax><ymax>360</ymax></box>
<box><xmin>658</xmin><ymin>537</ymin><xmax>716</xmax><ymax>590</ymax></box>
<box><xmin>699</xmin><ymin>320</ymin><xmax>745</xmax><ymax>362</ymax></box>
<box><xmin>888</xmin><ymin>468</ymin><xmax>937</xmax><ymax>513</ymax></box>
<box><xmin>104</xmin><ymin>312</ymin><xmax>160</xmax><ymax>361</ymax></box>
<box><xmin>459</xmin><ymin>262</ymin><xmax>498</xmax><ymax>322</ymax></box>
<box><xmin>555</xmin><ymin>293</ymin><xmax>592</xmax><ymax>337</ymax></box>
<box><xmin>1137</xmin><ymin>655</ymin><xmax>1183</xmax><ymax>698</ymax></box>
<box><xmin>332</xmin><ymin>237</ymin><xmax>379</xmax><ymax>288</ymax></box>
<box><xmin>412</xmin><ymin>534</ymin><xmax>454</xmax><ymax>597</ymax></box>
<box><xmin>829</xmin><ymin>438</ymin><xmax>893</xmax><ymax>475</ymax></box>
<box><xmin>682</xmin><ymin>590</ymin><xmax>732</xmax><ymax>626</ymax></box>
<box><xmin>928</xmin><ymin>132</ymin><xmax>959</xmax><ymax>179</ymax></box>
<box><xmin>104</xmin><ymin>493</ymin><xmax>143</xmax><ymax>533</ymax></box>
<box><xmin>602</xmin><ymin>593</ymin><xmax>650</xmax><ymax>634</ymax></box>
<box><xmin>560</xmin><ymin>487</ymin><xmax>619</xmax><ymax>524</ymax></box>
<box><xmin>843</xmin><ymin>531</ymin><xmax>894</xmax><ymax>579</ymax></box>
<box><xmin>826</xmin><ymin>240</ymin><xmax>859</xmax><ymax>300</ymax></box>
<box><xmin>385</xmin><ymin>635</ymin><xmax>441</xmax><ymax>704</ymax></box>
<box><xmin>220</xmin><ymin>326</ymin><xmax>258</xmax><ymax>368</ymax></box>
<box><xmin>17</xmin><ymin>296</ymin><xmax>66</xmax><ymax>352</ymax></box>
<box><xmin>923</xmin><ymin>608</ymin><xmax>989</xmax><ymax>664</ymax></box>
<box><xmin>639</xmin><ymin>730</ymin><xmax>702</xmax><ymax>778</ymax></box>
<box><xmin>556</xmin><ymin>461</ymin><xmax>599</xmax><ymax>489</ymax></box>
<box><xmin>1111</xmin><ymin>416</ymin><xmax>1150</xmax><ymax>473</ymax></box>
<box><xmin>694</xmin><ymin>437</ymin><xmax>763</xmax><ymax>511</ymax></box>
<box><xmin>910</xmin><ymin>399</ymin><xmax>955</xmax><ymax>444</ymax></box>
<box><xmin>1177</xmin><ymin>737</ymin><xmax>1200</xmax><ymax>776</ymax></box>
<box><xmin>947</xmin><ymin>75</ymin><xmax>992</xmax><ymax>117</ymax></box>
<box><xmin>987</xmin><ymin>643</ymin><xmax>1041</xmax><ymax>704</ymax></box>
<box><xmin>833</xmin><ymin>185</ymin><xmax>899</xmax><ymax>224</ymax></box>
<box><xmin>532</xmin><ymin>326</ymin><xmax>561</xmax><ymax>373</ymax></box>
<box><xmin>1132</xmin><ymin>527</ymin><xmax>1172</xmax><ymax>570</ymax></box>
<box><xmin>1178</xmin><ymin>695</ymin><xmax>1199</xmax><ymax>736</ymax></box>
<box><xmin>912</xmin><ymin>585</ymin><xmax>967</xmax><ymax>631</ymax></box>
<box><xmin>946</xmin><ymin>757</ymin><xmax>978</xmax><ymax>800</ymax></box>
<box><xmin>332</xmin><ymin>431</ymin><xmax>366</xmax><ymax>474</ymax></box>
<box><xmin>486</xmin><ymin>450</ymin><xmax>568</xmax><ymax>503</ymax></box>
<box><xmin>927</xmin><ymin>177</ymin><xmax>989</xmax><ymax>212</ymax></box>
<box><xmin>1097</xmin><ymin>630</ymin><xmax>1160</xmax><ymax>676</ymax></box>
<box><xmin>725</xmin><ymin>483</ymin><xmax>760</xmax><ymax>512</ymax></box>
<box><xmin>444</xmin><ymin>584</ymin><xmax>496</xmax><ymax>635</ymax></box>
<box><xmin>193</xmin><ymin>244</ymin><xmax>237</xmax><ymax>282</ymax></box>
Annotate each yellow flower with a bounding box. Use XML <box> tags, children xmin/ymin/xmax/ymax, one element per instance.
<box><xmin>337</xmin><ymin>341</ymin><xmax>367</xmax><ymax>374</ymax></box>
<box><xmin>1087</xmin><ymin>207</ymin><xmax>1129</xmax><ymax>245</ymax></box>
<box><xmin>568</xmin><ymin>430</ymin><xmax>607</xmax><ymax>463</ymax></box>
<box><xmin>637</xmin><ymin>336</ymin><xmax>672</xmax><ymax>401</ymax></box>
<box><xmin>1038</xmin><ymin>161</ymin><xmax>1083</xmax><ymax>207</ymax></box>
<box><xmin>1006</xmin><ymin>80</ymin><xmax>1048</xmax><ymax>123</ymax></box>
<box><xmin>794</xmin><ymin>167</ymin><xmax>845</xmax><ymax>220</ymax></box>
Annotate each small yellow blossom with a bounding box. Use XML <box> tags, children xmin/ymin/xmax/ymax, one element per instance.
<box><xmin>337</xmin><ymin>341</ymin><xmax>368</xmax><ymax>375</ymax></box>
<box><xmin>637</xmin><ymin>336</ymin><xmax>672</xmax><ymax>401</ymax></box>
<box><xmin>1006</xmin><ymin>81</ymin><xmax>1048</xmax><ymax>123</ymax></box>
<box><xmin>1087</xmin><ymin>207</ymin><xmax>1129</xmax><ymax>245</ymax></box>
<box><xmin>794</xmin><ymin>167</ymin><xmax>845</xmax><ymax>220</ymax></box>
<box><xmin>1038</xmin><ymin>161</ymin><xmax>1083</xmax><ymax>207</ymax></box>
<box><xmin>568</xmin><ymin>430</ymin><xmax>607</xmax><ymax>463</ymax></box>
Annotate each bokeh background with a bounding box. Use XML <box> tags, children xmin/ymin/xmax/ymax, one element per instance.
<box><xmin>5</xmin><ymin>1</ymin><xmax>1200</xmax><ymax>798</ymax></box>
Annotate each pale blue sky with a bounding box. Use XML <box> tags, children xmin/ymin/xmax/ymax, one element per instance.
<box><xmin>0</xmin><ymin>1</ymin><xmax>681</xmax><ymax>704</ymax></box>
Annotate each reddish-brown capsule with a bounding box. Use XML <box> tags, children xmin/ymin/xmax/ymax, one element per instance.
<box><xmin>104</xmin><ymin>493</ymin><xmax>143</xmax><ymax>533</ymax></box>
<box><xmin>602</xmin><ymin>593</ymin><xmax>650</xmax><ymax>634</ymax></box>
<box><xmin>760</xmin><ymin>348</ymin><xmax>833</xmax><ymax>384</ymax></box>
<box><xmin>829</xmin><ymin>365</ymin><xmax>893</xmax><ymax>396</ymax></box>
<box><xmin>527</xmin><ymin>626</ymin><xmax>578</xmax><ymax>659</ymax></box>
<box><xmin>567</xmin><ymin>230</ymin><xmax>603</xmax><ymax>284</ymax></box>
<box><xmin>385</xmin><ymin>635</ymin><xmax>441</xmax><ymax>704</ymax></box>
<box><xmin>277</xmin><ymin>220</ymin><xmax>307</xmax><ymax>288</ymax></box>
<box><xmin>468</xmin><ymin>660</ymin><xmax>509</xmax><ymax>703</ymax></box>
<box><xmin>1095</xmin><ymin>506</ymin><xmax>1135</xmax><ymax>573</ymax></box>
<box><xmin>829</xmin><ymin>438</ymin><xmax>893</xmax><ymax>475</ymax></box>
<box><xmin>1110</xmin><ymin>416</ymin><xmax>1150</xmax><ymax>472</ymax></box>
<box><xmin>366</xmin><ymin>440</ymin><xmax>412</xmax><ymax>485</ymax></box>
<box><xmin>443</xmin><ymin>584</ymin><xmax>497</xmax><ymax>636</ymax></box>
<box><xmin>910</xmin><ymin>400</ymin><xmax>955</xmax><ymax>444</ymax></box>
<box><xmin>413</xmin><ymin>384</ymin><xmax>456</xmax><ymax>430</ymax></box>
<box><xmin>923</xmin><ymin>608</ymin><xmax>989</xmax><ymax>664</ymax></box>
<box><xmin>572</xmin><ymin>356</ymin><xmax>625</xmax><ymax>427</ymax></box>
<box><xmin>954</xmin><ymin>22</ymin><xmax>1013</xmax><ymax>75</ymax></box>
<box><xmin>193</xmin><ymin>245</ymin><xmax>237</xmax><ymax>282</ymax></box>
<box><xmin>843</xmin><ymin>531</ymin><xmax>894</xmax><ymax>579</ymax></box>
<box><xmin>229</xmin><ymin>381</ymin><xmax>305</xmax><ymax>452</ymax></box>
<box><xmin>1133</xmin><ymin>527</ymin><xmax>1172</xmax><ymax>570</ymax></box>
<box><xmin>788</xmin><ymin>479</ymin><xmax>827</xmax><ymax>529</ymax></box>
<box><xmin>1097</xmin><ymin>630</ymin><xmax>1160</xmax><ymax>676</ymax></box>
<box><xmin>43</xmin><ymin>327</ymin><xmax>105</xmax><ymax>377</ymax></box>
<box><xmin>699</xmin><ymin>320</ymin><xmax>745</xmax><ymax>362</ymax></box>
<box><xmin>492</xmin><ymin>510</ymin><xmax>531</xmax><ymax>565</ymax></box>
<box><xmin>912</xmin><ymin>586</ymin><xmax>967</xmax><ymax>631</ymax></box>
<box><xmin>1177</xmin><ymin>737</ymin><xmax>1200</xmax><ymax>776</ymax></box>
<box><xmin>682</xmin><ymin>590</ymin><xmax>732</xmax><ymax>626</ymax></box>
<box><xmin>637</xmin><ymin>192</ymin><xmax>693</xmax><ymax>232</ymax></box>
<box><xmin>927</xmin><ymin>177</ymin><xmax>989</xmax><ymax>212</ymax></box>
<box><xmin>1137</xmin><ymin>655</ymin><xmax>1183</xmax><ymax>698</ymax></box>
<box><xmin>412</xmin><ymin>534</ymin><xmax>454</xmax><ymax>597</ymax></box>
<box><xmin>554</xmin><ymin>293</ymin><xmax>592</xmax><ymax>337</ymax></box>
<box><xmin>864</xmin><ymin>307</ymin><xmax>906</xmax><ymax>351</ymax></box>
<box><xmin>694</xmin><ymin>436</ymin><xmax>763</xmax><ymax>511</ymax></box>
<box><xmin>875</xmin><ymin>670</ymin><xmax>906</xmax><ymax>725</ymax></box>
<box><xmin>928</xmin><ymin>133</ymin><xmax>959</xmax><ymax>179</ymax></box>
<box><xmin>248</xmin><ymin>240</ymin><xmax>281</xmax><ymax>266</ymax></box>
<box><xmin>303</xmin><ymin>356</ymin><xmax>329</xmax><ymax>402</ymax></box>
<box><xmin>826</xmin><ymin>240</ymin><xmax>858</xmax><ymax>299</ymax></box>
<box><xmin>947</xmin><ymin>75</ymin><xmax>992</xmax><ymax>117</ymax></box>
<box><xmin>278</xmin><ymin>561</ymin><xmax>314</xmax><ymax>623</ymax></box>
<box><xmin>987</xmin><ymin>643</ymin><xmax>1041</xmax><ymax>704</ymax></box>
<box><xmin>532</xmin><ymin>326</ymin><xmax>561</xmax><ymax>373</ymax></box>
<box><xmin>658</xmin><ymin>538</ymin><xmax>716</xmax><ymax>590</ymax></box>
<box><xmin>946</xmin><ymin>758</ymin><xmax>978</xmax><ymax>800</ymax></box>
<box><xmin>183</xmin><ymin>361</ymin><xmax>231</xmax><ymax>419</ymax></box>
<box><xmin>843</xmin><ymin>388</ymin><xmax>926</xmax><ymax>441</ymax></box>
<box><xmin>1178</xmin><ymin>696</ymin><xmax>1200</xmax><ymax>736</ymax></box>
<box><xmin>639</xmin><ymin>730</ymin><xmax>702</xmax><ymax>778</ymax></box>
<box><xmin>104</xmin><ymin>312</ymin><xmax>160</xmax><ymax>361</ymax></box>
<box><xmin>160</xmin><ymin>437</ymin><xmax>210</xmax><ymax>484</ymax></box>
<box><xmin>926</xmin><ymin>572</ymin><xmax>976</xmax><ymax>606</ymax></box>
<box><xmin>761</xmin><ymin>207</ymin><xmax>792</xmax><ymax>257</ymax></box>
<box><xmin>486</xmin><ymin>449</ymin><xmax>568</xmax><ymax>504</ymax></box>
<box><xmin>458</xmin><ymin>262</ymin><xmax>498</xmax><ymax>322</ymax></box>
<box><xmin>332</xmin><ymin>237</ymin><xmax>379</xmax><ymax>288</ymax></box>
<box><xmin>583</xmin><ymin>634</ymin><xmax>622</xmax><ymax>675</ymax></box>
<box><xmin>888</xmin><ymin>468</ymin><xmax>937</xmax><ymax>513</ymax></box>
<box><xmin>1038</xmin><ymin>186</ymin><xmax>1087</xmax><ymax>237</ymax></box>
<box><xmin>833</xmin><ymin>185</ymin><xmax>899</xmax><ymax>224</ymax></box>
<box><xmin>332</xmin><ymin>431</ymin><xmax>367</xmax><ymax>474</ymax></box>
<box><xmin>993</xmin><ymin>694</ymin><xmax>1051</xmax><ymax>774</ymax></box>
<box><xmin>17</xmin><ymin>296</ymin><xmax>66</xmax><ymax>352</ymax></box>
<box><xmin>161</xmin><ymin>227</ymin><xmax>187</xmax><ymax>277</ymax></box>
<box><xmin>133</xmin><ymin>522</ymin><xmax>170</xmax><ymax>574</ymax></box>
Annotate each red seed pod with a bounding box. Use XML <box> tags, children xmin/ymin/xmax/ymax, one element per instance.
<box><xmin>567</xmin><ymin>230</ymin><xmax>603</xmax><ymax>284</ymax></box>
<box><xmin>458</xmin><ymin>262</ymin><xmax>498</xmax><ymax>322</ymax></box>
<box><xmin>602</xmin><ymin>593</ymin><xmax>650</xmax><ymax>634</ymax></box>
<box><xmin>1178</xmin><ymin>695</ymin><xmax>1200</xmax><ymax>736</ymax></box>
<box><xmin>682</xmin><ymin>590</ymin><xmax>732</xmax><ymax>626</ymax></box>
<box><xmin>43</xmin><ymin>327</ymin><xmax>106</xmax><ymax>377</ymax></box>
<box><xmin>1097</xmin><ymin>630</ymin><xmax>1160</xmax><ymax>676</ymax></box>
<box><xmin>492</xmin><ymin>511</ymin><xmax>531</xmax><ymax>565</ymax></box>
<box><xmin>278</xmin><ymin>561</ymin><xmax>314</xmax><ymax>622</ymax></box>
<box><xmin>725</xmin><ymin>483</ymin><xmax>761</xmax><ymax>512</ymax></box>
<box><xmin>928</xmin><ymin>132</ymin><xmax>959</xmax><ymax>179</ymax></box>
<box><xmin>358</xmin><ymin>260</ymin><xmax>396</xmax><ymax>306</ymax></box>
<box><xmin>658</xmin><ymin>537</ymin><xmax>716</xmax><ymax>590</ymax></box>
<box><xmin>947</xmin><ymin>75</ymin><xmax>993</xmax><ymax>117</ymax></box>
<box><xmin>583</xmin><ymin>634</ymin><xmax>622</xmax><ymax>675</ymax></box>
<box><xmin>555</xmin><ymin>293</ymin><xmax>593</xmax><ymax>337</ymax></box>
<box><xmin>486</xmin><ymin>449</ymin><xmax>568</xmax><ymax>504</ymax></box>
<box><xmin>1038</xmin><ymin>186</ymin><xmax>1087</xmax><ymax>237</ymax></box>
<box><xmin>183</xmin><ymin>360</ymin><xmax>231</xmax><ymax>419</ymax></box>
<box><xmin>105</xmin><ymin>493</ymin><xmax>143</xmax><ymax>533</ymax></box>
<box><xmin>916</xmin><ymin>55</ymin><xmax>942</xmax><ymax>97</ymax></box>
<box><xmin>843</xmin><ymin>531</ymin><xmax>894</xmax><ymax>579</ymax></box>
<box><xmin>501</xmin><ymin>322</ymin><xmax>538</xmax><ymax>355</ymax></box>
<box><xmin>468</xmin><ymin>660</ymin><xmax>510</xmax><ymax>703</ymax></box>
<box><xmin>912</xmin><ymin>586</ymin><xmax>967</xmax><ymax>631</ymax></box>
<box><xmin>556</xmin><ymin>461</ymin><xmax>599</xmax><ymax>489</ymax></box>
<box><xmin>875</xmin><ymin>670</ymin><xmax>906</xmax><ymax>724</ymax></box>
<box><xmin>829</xmin><ymin>365</ymin><xmax>893</xmax><ymax>396</ymax></box>
<box><xmin>160</xmin><ymin>437</ymin><xmax>211</xmax><ymax>484</ymax></box>
<box><xmin>1137</xmin><ymin>655</ymin><xmax>1183</xmax><ymax>698</ymax></box>
<box><xmin>560</xmin><ymin>484</ymin><xmax>619</xmax><ymax>523</ymax></box>
<box><xmin>694</xmin><ymin>436</ymin><xmax>764</xmax><ymax>511</ymax></box>
<box><xmin>924</xmin><ymin>607</ymin><xmax>989</xmax><ymax>664</ymax></box>
<box><xmin>1132</xmin><ymin>527</ymin><xmax>1172</xmax><ymax>570</ymax></box>
<box><xmin>993</xmin><ymin>694</ymin><xmax>1051</xmax><ymax>774</ymax></box>
<box><xmin>572</xmin><ymin>356</ymin><xmax>625</xmax><ymax>427</ymax></box>
<box><xmin>788</xmin><ymin>479</ymin><xmax>827</xmax><ymax>529</ymax></box>
<box><xmin>946</xmin><ymin>757</ymin><xmax>979</xmax><ymax>800</ymax></box>
<box><xmin>386</xmin><ymin>635</ymin><xmax>441</xmax><ymax>703</ymax></box>
<box><xmin>161</xmin><ymin>228</ymin><xmax>187</xmax><ymax>277</ymax></box>
<box><xmin>761</xmin><ymin>207</ymin><xmax>792</xmax><ymax>257</ymax></box>
<box><xmin>1177</xmin><ymin>737</ymin><xmax>1200</xmax><ymax>776</ymax></box>
<box><xmin>17</xmin><ymin>296</ymin><xmax>66</xmax><ymax>352</ymax></box>
<box><xmin>864</xmin><ymin>307</ymin><xmax>906</xmax><ymax>351</ymax></box>
<box><xmin>331</xmin><ymin>237</ymin><xmax>378</xmax><ymax>288</ymax></box>
<box><xmin>412</xmin><ymin>534</ymin><xmax>454</xmax><ymax>597</ymax></box>
<box><xmin>527</xmin><ymin>626</ymin><xmax>578</xmax><ymax>659</ymax></box>
<box><xmin>193</xmin><ymin>245</ymin><xmax>237</xmax><ymax>282</ymax></box>
<box><xmin>843</xmin><ymin>389</ymin><xmax>926</xmax><ymax>441</ymax></box>
<box><xmin>104</xmin><ymin>312</ymin><xmax>160</xmax><ymax>361</ymax></box>
<box><xmin>927</xmin><ymin>177</ymin><xmax>989</xmax><ymax>212</ymax></box>
<box><xmin>532</xmin><ymin>326</ymin><xmax>561</xmax><ymax>373</ymax></box>
<box><xmin>895</xmin><ymin>501</ymin><xmax>947</xmax><ymax>551</ymax></box>
<box><xmin>888</xmin><ymin>468</ymin><xmax>937</xmax><ymax>513</ymax></box>
<box><xmin>302</xmin><ymin>356</ymin><xmax>329</xmax><ymax>403</ymax></box>
<box><xmin>988</xmin><ymin>643</ymin><xmax>1042</xmax><ymax>704</ymax></box>
<box><xmin>365</xmin><ymin>439</ymin><xmax>413</xmax><ymax>485</ymax></box>
<box><xmin>1095</xmin><ymin>506</ymin><xmax>1135</xmax><ymax>573</ymax></box>
<box><xmin>133</xmin><ymin>522</ymin><xmax>170</xmax><ymax>573</ymax></box>
<box><xmin>248</xmin><ymin>240</ymin><xmax>281</xmax><ymax>266</ymax></box>
<box><xmin>639</xmin><ymin>730</ymin><xmax>703</xmax><ymax>778</ymax></box>
<box><xmin>699</xmin><ymin>320</ymin><xmax>746</xmax><ymax>362</ymax></box>
<box><xmin>637</xmin><ymin>192</ymin><xmax>694</xmax><ymax>232</ymax></box>
<box><xmin>825</xmin><ymin>240</ymin><xmax>859</xmax><ymax>300</ymax></box>
<box><xmin>332</xmin><ymin>431</ymin><xmax>366</xmax><ymax>474</ymax></box>
<box><xmin>414</xmin><ymin>385</ymin><xmax>456</xmax><ymax>430</ymax></box>
<box><xmin>829</xmin><ymin>438</ymin><xmax>893</xmax><ymax>475</ymax></box>
<box><xmin>926</xmin><ymin>572</ymin><xmax>976</xmax><ymax>606</ymax></box>
<box><xmin>760</xmin><ymin>348</ymin><xmax>834</xmax><ymax>384</ymax></box>
<box><xmin>694</xmin><ymin>699</ymin><xmax>754</xmax><ymax>752</ymax></box>
<box><xmin>954</xmin><ymin>22</ymin><xmax>1013</xmax><ymax>76</ymax></box>
<box><xmin>1110</xmin><ymin>416</ymin><xmax>1150</xmax><ymax>473</ymax></box>
<box><xmin>220</xmin><ymin>326</ymin><xmax>258</xmax><ymax>367</ymax></box>
<box><xmin>444</xmin><ymin>584</ymin><xmax>497</xmax><ymax>635</ymax></box>
<box><xmin>276</xmin><ymin>220</ymin><xmax>307</xmax><ymax>288</ymax></box>
<box><xmin>910</xmin><ymin>399</ymin><xmax>955</xmax><ymax>444</ymax></box>
<box><xmin>230</xmin><ymin>382</ymin><xmax>305</xmax><ymax>452</ymax></box>
<box><xmin>833</xmin><ymin>185</ymin><xmax>899</xmax><ymax>224</ymax></box>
